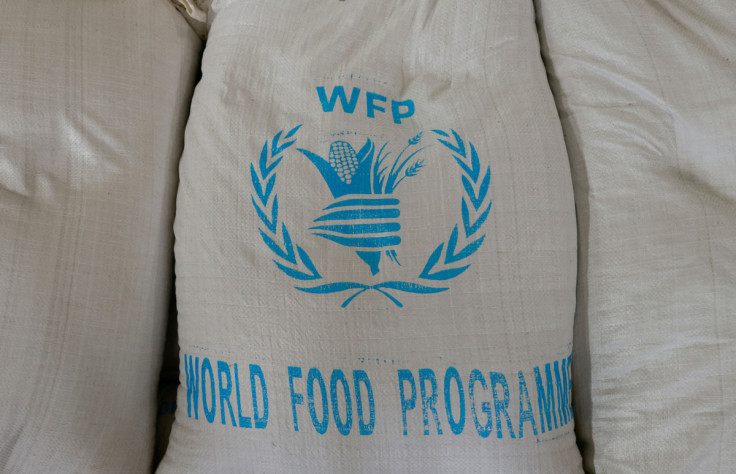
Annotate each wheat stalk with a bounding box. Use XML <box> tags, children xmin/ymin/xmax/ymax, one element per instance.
<box><xmin>392</xmin><ymin>159</ymin><xmax>425</xmax><ymax>189</ymax></box>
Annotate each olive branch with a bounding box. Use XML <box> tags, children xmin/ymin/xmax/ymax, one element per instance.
<box><xmin>250</xmin><ymin>125</ymin><xmax>322</xmax><ymax>281</ymax></box>
<box><xmin>417</xmin><ymin>129</ymin><xmax>492</xmax><ymax>281</ymax></box>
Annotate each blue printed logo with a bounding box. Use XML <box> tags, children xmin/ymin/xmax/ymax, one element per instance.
<box><xmin>250</xmin><ymin>126</ymin><xmax>492</xmax><ymax>308</ymax></box>
<box><xmin>297</xmin><ymin>133</ymin><xmax>425</xmax><ymax>275</ymax></box>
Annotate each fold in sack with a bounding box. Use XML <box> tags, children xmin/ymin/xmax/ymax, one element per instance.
<box><xmin>0</xmin><ymin>1</ymin><xmax>202</xmax><ymax>471</ymax></box>
<box><xmin>536</xmin><ymin>1</ymin><xmax>736</xmax><ymax>472</ymax></box>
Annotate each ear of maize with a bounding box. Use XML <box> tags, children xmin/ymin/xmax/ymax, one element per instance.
<box><xmin>328</xmin><ymin>141</ymin><xmax>360</xmax><ymax>184</ymax></box>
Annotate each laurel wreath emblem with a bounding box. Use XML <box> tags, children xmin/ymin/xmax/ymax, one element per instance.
<box><xmin>250</xmin><ymin>126</ymin><xmax>492</xmax><ymax>308</ymax></box>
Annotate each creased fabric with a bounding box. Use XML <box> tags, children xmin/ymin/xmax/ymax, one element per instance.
<box><xmin>0</xmin><ymin>1</ymin><xmax>202</xmax><ymax>471</ymax></box>
<box><xmin>161</xmin><ymin>1</ymin><xmax>581</xmax><ymax>472</ymax></box>
<box><xmin>536</xmin><ymin>1</ymin><xmax>736</xmax><ymax>472</ymax></box>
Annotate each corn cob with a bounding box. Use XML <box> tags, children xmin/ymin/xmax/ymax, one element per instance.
<box><xmin>328</xmin><ymin>140</ymin><xmax>360</xmax><ymax>184</ymax></box>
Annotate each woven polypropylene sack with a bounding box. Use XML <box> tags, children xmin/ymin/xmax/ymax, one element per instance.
<box><xmin>536</xmin><ymin>1</ymin><xmax>736</xmax><ymax>472</ymax></box>
<box><xmin>161</xmin><ymin>1</ymin><xmax>582</xmax><ymax>472</ymax></box>
<box><xmin>0</xmin><ymin>1</ymin><xmax>202</xmax><ymax>471</ymax></box>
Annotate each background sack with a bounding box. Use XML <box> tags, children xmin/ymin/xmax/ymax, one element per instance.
<box><xmin>161</xmin><ymin>1</ymin><xmax>581</xmax><ymax>472</ymax></box>
<box><xmin>0</xmin><ymin>1</ymin><xmax>201</xmax><ymax>471</ymax></box>
<box><xmin>536</xmin><ymin>1</ymin><xmax>736</xmax><ymax>472</ymax></box>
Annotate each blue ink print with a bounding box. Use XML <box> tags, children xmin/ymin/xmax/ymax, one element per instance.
<box><xmin>298</xmin><ymin>133</ymin><xmax>426</xmax><ymax>275</ymax></box>
<box><xmin>252</xmin><ymin>126</ymin><xmax>491</xmax><ymax>307</ymax></box>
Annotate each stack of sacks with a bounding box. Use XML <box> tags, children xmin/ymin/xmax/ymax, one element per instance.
<box><xmin>160</xmin><ymin>1</ymin><xmax>582</xmax><ymax>472</ymax></box>
<box><xmin>536</xmin><ymin>1</ymin><xmax>736</xmax><ymax>472</ymax></box>
<box><xmin>0</xmin><ymin>1</ymin><xmax>201</xmax><ymax>471</ymax></box>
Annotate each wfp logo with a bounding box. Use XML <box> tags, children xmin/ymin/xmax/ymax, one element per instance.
<box><xmin>250</xmin><ymin>125</ymin><xmax>492</xmax><ymax>308</ymax></box>
<box><xmin>297</xmin><ymin>134</ymin><xmax>426</xmax><ymax>275</ymax></box>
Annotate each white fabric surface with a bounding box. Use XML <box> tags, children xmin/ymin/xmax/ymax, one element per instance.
<box><xmin>0</xmin><ymin>1</ymin><xmax>201</xmax><ymax>471</ymax></box>
<box><xmin>536</xmin><ymin>1</ymin><xmax>736</xmax><ymax>472</ymax></box>
<box><xmin>162</xmin><ymin>1</ymin><xmax>581</xmax><ymax>472</ymax></box>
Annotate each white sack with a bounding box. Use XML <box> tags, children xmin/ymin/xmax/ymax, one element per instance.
<box><xmin>0</xmin><ymin>1</ymin><xmax>202</xmax><ymax>471</ymax></box>
<box><xmin>536</xmin><ymin>1</ymin><xmax>736</xmax><ymax>472</ymax></box>
<box><xmin>162</xmin><ymin>1</ymin><xmax>581</xmax><ymax>472</ymax></box>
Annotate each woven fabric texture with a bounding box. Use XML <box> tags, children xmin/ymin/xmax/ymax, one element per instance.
<box><xmin>0</xmin><ymin>1</ymin><xmax>202</xmax><ymax>471</ymax></box>
<box><xmin>161</xmin><ymin>1</ymin><xmax>581</xmax><ymax>472</ymax></box>
<box><xmin>536</xmin><ymin>1</ymin><xmax>736</xmax><ymax>472</ymax></box>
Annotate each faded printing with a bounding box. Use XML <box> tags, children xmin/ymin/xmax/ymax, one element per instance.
<box><xmin>182</xmin><ymin>84</ymin><xmax>574</xmax><ymax>443</ymax></box>
<box><xmin>250</xmin><ymin>86</ymin><xmax>492</xmax><ymax>307</ymax></box>
<box><xmin>182</xmin><ymin>355</ymin><xmax>574</xmax><ymax>441</ymax></box>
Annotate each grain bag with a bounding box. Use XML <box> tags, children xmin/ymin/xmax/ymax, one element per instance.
<box><xmin>0</xmin><ymin>1</ymin><xmax>201</xmax><ymax>471</ymax></box>
<box><xmin>161</xmin><ymin>1</ymin><xmax>581</xmax><ymax>471</ymax></box>
<box><xmin>536</xmin><ymin>1</ymin><xmax>736</xmax><ymax>472</ymax></box>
